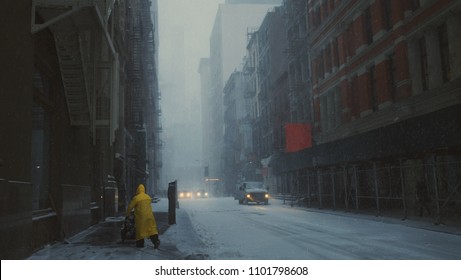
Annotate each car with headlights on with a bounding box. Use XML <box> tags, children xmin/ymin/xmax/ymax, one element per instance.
<box><xmin>195</xmin><ymin>189</ymin><xmax>209</xmax><ymax>198</ymax></box>
<box><xmin>235</xmin><ymin>181</ymin><xmax>269</xmax><ymax>205</ymax></box>
<box><xmin>178</xmin><ymin>189</ymin><xmax>192</xmax><ymax>199</ymax></box>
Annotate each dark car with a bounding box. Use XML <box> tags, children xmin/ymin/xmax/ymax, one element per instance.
<box><xmin>150</xmin><ymin>193</ymin><xmax>160</xmax><ymax>203</ymax></box>
<box><xmin>235</xmin><ymin>181</ymin><xmax>269</xmax><ymax>205</ymax></box>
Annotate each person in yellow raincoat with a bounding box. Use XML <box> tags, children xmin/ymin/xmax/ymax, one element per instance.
<box><xmin>126</xmin><ymin>184</ymin><xmax>160</xmax><ymax>248</ymax></box>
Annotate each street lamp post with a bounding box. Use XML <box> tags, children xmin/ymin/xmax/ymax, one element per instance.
<box><xmin>195</xmin><ymin>159</ymin><xmax>210</xmax><ymax>192</ymax></box>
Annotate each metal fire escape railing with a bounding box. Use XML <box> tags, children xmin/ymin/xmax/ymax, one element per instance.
<box><xmin>128</xmin><ymin>20</ymin><xmax>143</xmax><ymax>126</ymax></box>
<box><xmin>31</xmin><ymin>0</ymin><xmax>119</xmax><ymax>143</ymax></box>
<box><xmin>54</xmin><ymin>31</ymin><xmax>91</xmax><ymax>125</ymax></box>
<box><xmin>123</xmin><ymin>0</ymin><xmax>162</xmax><ymax>186</ymax></box>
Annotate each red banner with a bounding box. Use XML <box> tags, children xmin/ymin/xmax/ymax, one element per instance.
<box><xmin>285</xmin><ymin>123</ymin><xmax>312</xmax><ymax>152</ymax></box>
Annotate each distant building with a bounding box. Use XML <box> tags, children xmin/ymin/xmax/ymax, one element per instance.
<box><xmin>206</xmin><ymin>0</ymin><xmax>282</xmax><ymax>194</ymax></box>
<box><xmin>223</xmin><ymin>70</ymin><xmax>254</xmax><ymax>193</ymax></box>
<box><xmin>249</xmin><ymin>6</ymin><xmax>289</xmax><ymax>194</ymax></box>
<box><xmin>160</xmin><ymin>25</ymin><xmax>203</xmax><ymax>191</ymax></box>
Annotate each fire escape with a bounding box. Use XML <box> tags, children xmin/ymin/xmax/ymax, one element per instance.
<box><xmin>284</xmin><ymin>0</ymin><xmax>309</xmax><ymax>123</ymax></box>
<box><xmin>31</xmin><ymin>0</ymin><xmax>122</xmax><ymax>220</ymax></box>
<box><xmin>31</xmin><ymin>0</ymin><xmax>119</xmax><ymax>143</ymax></box>
<box><xmin>125</xmin><ymin>0</ymin><xmax>162</xmax><ymax>193</ymax></box>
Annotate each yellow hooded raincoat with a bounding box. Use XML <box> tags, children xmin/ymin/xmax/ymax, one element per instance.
<box><xmin>126</xmin><ymin>184</ymin><xmax>158</xmax><ymax>240</ymax></box>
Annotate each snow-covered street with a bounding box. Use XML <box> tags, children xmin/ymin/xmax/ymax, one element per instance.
<box><xmin>26</xmin><ymin>196</ymin><xmax>461</xmax><ymax>260</ymax></box>
<box><xmin>181</xmin><ymin>197</ymin><xmax>461</xmax><ymax>259</ymax></box>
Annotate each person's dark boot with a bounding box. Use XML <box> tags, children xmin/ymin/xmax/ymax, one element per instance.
<box><xmin>150</xmin><ymin>235</ymin><xmax>160</xmax><ymax>249</ymax></box>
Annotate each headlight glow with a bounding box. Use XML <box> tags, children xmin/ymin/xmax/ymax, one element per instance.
<box><xmin>265</xmin><ymin>194</ymin><xmax>269</xmax><ymax>198</ymax></box>
<box><xmin>246</xmin><ymin>194</ymin><xmax>251</xmax><ymax>198</ymax></box>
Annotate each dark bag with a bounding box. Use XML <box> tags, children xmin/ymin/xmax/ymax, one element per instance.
<box><xmin>121</xmin><ymin>212</ymin><xmax>135</xmax><ymax>242</ymax></box>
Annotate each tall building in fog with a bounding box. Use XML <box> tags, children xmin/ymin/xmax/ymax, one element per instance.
<box><xmin>161</xmin><ymin>24</ymin><xmax>203</xmax><ymax>189</ymax></box>
<box><xmin>169</xmin><ymin>26</ymin><xmax>186</xmax><ymax>111</ymax></box>
<box><xmin>204</xmin><ymin>0</ymin><xmax>282</xmax><ymax>194</ymax></box>
<box><xmin>198</xmin><ymin>58</ymin><xmax>212</xmax><ymax>175</ymax></box>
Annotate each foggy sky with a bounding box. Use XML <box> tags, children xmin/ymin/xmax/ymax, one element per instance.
<box><xmin>157</xmin><ymin>0</ymin><xmax>225</xmax><ymax>187</ymax></box>
<box><xmin>158</xmin><ymin>0</ymin><xmax>224</xmax><ymax>127</ymax></box>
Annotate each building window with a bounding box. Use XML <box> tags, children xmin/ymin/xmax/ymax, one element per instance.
<box><xmin>383</xmin><ymin>0</ymin><xmax>392</xmax><ymax>31</ymax></box>
<box><xmin>314</xmin><ymin>6</ymin><xmax>320</xmax><ymax>28</ymax></box>
<box><xmin>388</xmin><ymin>53</ymin><xmax>397</xmax><ymax>102</ymax></box>
<box><xmin>333</xmin><ymin>37</ymin><xmax>339</xmax><ymax>69</ymax></box>
<box><xmin>33</xmin><ymin>68</ymin><xmax>50</xmax><ymax>98</ymax></box>
<box><xmin>364</xmin><ymin>7</ymin><xmax>373</xmax><ymax>45</ymax></box>
<box><xmin>369</xmin><ymin>65</ymin><xmax>378</xmax><ymax>112</ymax></box>
<box><xmin>289</xmin><ymin>63</ymin><xmax>296</xmax><ymax>88</ymax></box>
<box><xmin>419</xmin><ymin>37</ymin><xmax>429</xmax><ymax>90</ymax></box>
<box><xmin>333</xmin><ymin>88</ymin><xmax>341</xmax><ymax>127</ymax></box>
<box><xmin>325</xmin><ymin>44</ymin><xmax>332</xmax><ymax>73</ymax></box>
<box><xmin>347</xmin><ymin>25</ymin><xmax>354</xmax><ymax>57</ymax></box>
<box><xmin>320</xmin><ymin>88</ymin><xmax>341</xmax><ymax>131</ymax></box>
<box><xmin>318</xmin><ymin>53</ymin><xmax>324</xmax><ymax>81</ymax></box>
<box><xmin>438</xmin><ymin>23</ymin><xmax>451</xmax><ymax>82</ymax></box>
<box><xmin>320</xmin><ymin>95</ymin><xmax>328</xmax><ymax>131</ymax></box>
<box><xmin>296</xmin><ymin>62</ymin><xmax>302</xmax><ymax>85</ymax></box>
<box><xmin>323</xmin><ymin>1</ymin><xmax>329</xmax><ymax>19</ymax></box>
<box><xmin>350</xmin><ymin>76</ymin><xmax>359</xmax><ymax>118</ymax></box>
<box><xmin>301</xmin><ymin>57</ymin><xmax>310</xmax><ymax>82</ymax></box>
<box><xmin>411</xmin><ymin>0</ymin><xmax>420</xmax><ymax>12</ymax></box>
<box><xmin>300</xmin><ymin>14</ymin><xmax>307</xmax><ymax>37</ymax></box>
<box><xmin>328</xmin><ymin>0</ymin><xmax>335</xmax><ymax>13</ymax></box>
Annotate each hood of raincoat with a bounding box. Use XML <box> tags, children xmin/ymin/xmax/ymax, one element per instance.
<box><xmin>136</xmin><ymin>184</ymin><xmax>146</xmax><ymax>195</ymax></box>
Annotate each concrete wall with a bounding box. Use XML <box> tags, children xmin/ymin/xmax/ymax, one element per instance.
<box><xmin>0</xmin><ymin>180</ymin><xmax>33</xmax><ymax>259</ymax></box>
<box><xmin>61</xmin><ymin>185</ymin><xmax>92</xmax><ymax>239</ymax></box>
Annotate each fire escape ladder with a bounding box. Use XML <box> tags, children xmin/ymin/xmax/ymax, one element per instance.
<box><xmin>54</xmin><ymin>31</ymin><xmax>91</xmax><ymax>126</ymax></box>
<box><xmin>32</xmin><ymin>0</ymin><xmax>119</xmax><ymax>141</ymax></box>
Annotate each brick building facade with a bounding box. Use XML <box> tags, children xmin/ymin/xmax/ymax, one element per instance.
<box><xmin>271</xmin><ymin>0</ymin><xmax>461</xmax><ymax>225</ymax></box>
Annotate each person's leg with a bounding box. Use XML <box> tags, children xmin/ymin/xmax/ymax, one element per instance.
<box><xmin>136</xmin><ymin>239</ymin><xmax>145</xmax><ymax>248</ymax></box>
<box><xmin>150</xmin><ymin>234</ymin><xmax>160</xmax><ymax>248</ymax></box>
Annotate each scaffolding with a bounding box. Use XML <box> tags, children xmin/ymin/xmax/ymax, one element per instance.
<box><xmin>278</xmin><ymin>156</ymin><xmax>461</xmax><ymax>226</ymax></box>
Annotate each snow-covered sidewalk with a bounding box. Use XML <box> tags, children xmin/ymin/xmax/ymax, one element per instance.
<box><xmin>27</xmin><ymin>198</ymin><xmax>207</xmax><ymax>260</ymax></box>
